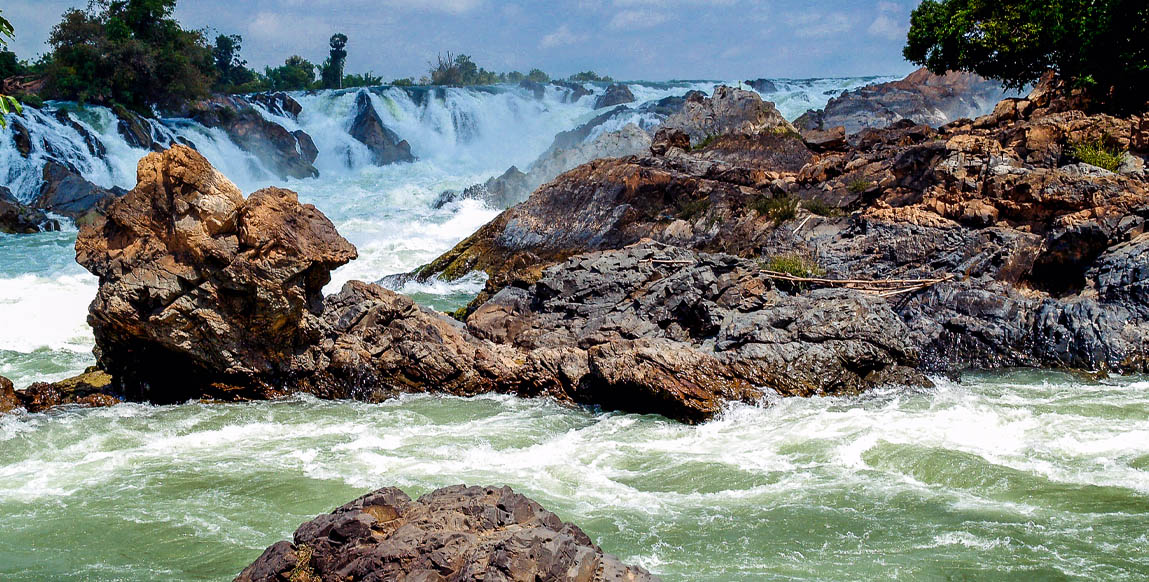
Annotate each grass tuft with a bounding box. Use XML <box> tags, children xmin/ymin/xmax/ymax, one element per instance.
<box><xmin>846</xmin><ymin>179</ymin><xmax>874</xmax><ymax>194</ymax></box>
<box><xmin>678</xmin><ymin>197</ymin><xmax>711</xmax><ymax>221</ymax></box>
<box><xmin>801</xmin><ymin>199</ymin><xmax>842</xmax><ymax>217</ymax></box>
<box><xmin>751</xmin><ymin>195</ymin><xmax>798</xmax><ymax>223</ymax></box>
<box><xmin>761</xmin><ymin>254</ymin><xmax>826</xmax><ymax>278</ymax></box>
<box><xmin>1068</xmin><ymin>138</ymin><xmax>1125</xmax><ymax>172</ymax></box>
<box><xmin>692</xmin><ymin>134</ymin><xmax>719</xmax><ymax>151</ymax></box>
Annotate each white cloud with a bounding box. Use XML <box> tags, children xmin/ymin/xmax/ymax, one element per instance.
<box><xmin>540</xmin><ymin>25</ymin><xmax>585</xmax><ymax>49</ymax></box>
<box><xmin>868</xmin><ymin>2</ymin><xmax>909</xmax><ymax>40</ymax></box>
<box><xmin>785</xmin><ymin>12</ymin><xmax>852</xmax><ymax>39</ymax></box>
<box><xmin>608</xmin><ymin>9</ymin><xmax>670</xmax><ymax>31</ymax></box>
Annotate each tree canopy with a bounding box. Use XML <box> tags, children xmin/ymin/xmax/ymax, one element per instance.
<box><xmin>904</xmin><ymin>0</ymin><xmax>1149</xmax><ymax>110</ymax></box>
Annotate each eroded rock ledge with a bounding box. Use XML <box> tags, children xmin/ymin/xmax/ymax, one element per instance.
<box><xmin>57</xmin><ymin>144</ymin><xmax>924</xmax><ymax>422</ymax></box>
<box><xmin>235</xmin><ymin>485</ymin><xmax>657</xmax><ymax>582</ymax></box>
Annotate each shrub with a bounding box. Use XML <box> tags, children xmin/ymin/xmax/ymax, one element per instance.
<box><xmin>692</xmin><ymin>134</ymin><xmax>719</xmax><ymax>151</ymax></box>
<box><xmin>761</xmin><ymin>254</ymin><xmax>826</xmax><ymax>278</ymax></box>
<box><xmin>678</xmin><ymin>198</ymin><xmax>711</xmax><ymax>221</ymax></box>
<box><xmin>751</xmin><ymin>195</ymin><xmax>798</xmax><ymax>223</ymax></box>
<box><xmin>847</xmin><ymin>179</ymin><xmax>874</xmax><ymax>194</ymax></box>
<box><xmin>802</xmin><ymin>199</ymin><xmax>842</xmax><ymax>217</ymax></box>
<box><xmin>1068</xmin><ymin>138</ymin><xmax>1125</xmax><ymax>171</ymax></box>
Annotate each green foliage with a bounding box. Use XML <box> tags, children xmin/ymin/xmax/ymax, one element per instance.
<box><xmin>340</xmin><ymin>72</ymin><xmax>382</xmax><ymax>88</ymax></box>
<box><xmin>15</xmin><ymin>93</ymin><xmax>44</xmax><ymax>109</ymax></box>
<box><xmin>212</xmin><ymin>34</ymin><xmax>257</xmax><ymax>92</ymax></box>
<box><xmin>265</xmin><ymin>55</ymin><xmax>316</xmax><ymax>91</ymax></box>
<box><xmin>569</xmin><ymin>71</ymin><xmax>613</xmax><ymax>83</ymax></box>
<box><xmin>678</xmin><ymin>197</ymin><xmax>711</xmax><ymax>221</ymax></box>
<box><xmin>390</xmin><ymin>77</ymin><xmax>415</xmax><ymax>87</ymax></box>
<box><xmin>802</xmin><ymin>199</ymin><xmax>843</xmax><ymax>217</ymax></box>
<box><xmin>1068</xmin><ymin>138</ymin><xmax>1126</xmax><ymax>171</ymax></box>
<box><xmin>42</xmin><ymin>0</ymin><xmax>217</xmax><ymax>113</ymax></box>
<box><xmin>751</xmin><ymin>195</ymin><xmax>799</xmax><ymax>223</ymax></box>
<box><xmin>526</xmin><ymin>68</ymin><xmax>550</xmax><ymax>83</ymax></box>
<box><xmin>0</xmin><ymin>51</ymin><xmax>29</xmax><ymax>79</ymax></box>
<box><xmin>320</xmin><ymin>33</ymin><xmax>348</xmax><ymax>89</ymax></box>
<box><xmin>429</xmin><ymin>52</ymin><xmax>502</xmax><ymax>86</ymax></box>
<box><xmin>761</xmin><ymin>254</ymin><xmax>826</xmax><ymax>278</ymax></box>
<box><xmin>0</xmin><ymin>10</ymin><xmax>12</xmax><ymax>49</ymax></box>
<box><xmin>847</xmin><ymin>179</ymin><xmax>874</xmax><ymax>194</ymax></box>
<box><xmin>904</xmin><ymin>0</ymin><xmax>1149</xmax><ymax>111</ymax></box>
<box><xmin>504</xmin><ymin>71</ymin><xmax>525</xmax><ymax>83</ymax></box>
<box><xmin>692</xmin><ymin>134</ymin><xmax>719</xmax><ymax>151</ymax></box>
<box><xmin>0</xmin><ymin>94</ymin><xmax>23</xmax><ymax>129</ymax></box>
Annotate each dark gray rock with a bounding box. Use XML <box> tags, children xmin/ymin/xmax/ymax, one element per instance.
<box><xmin>745</xmin><ymin>78</ymin><xmax>779</xmax><ymax>94</ymax></box>
<box><xmin>235</xmin><ymin>485</ymin><xmax>658</xmax><ymax>582</ymax></box>
<box><xmin>36</xmin><ymin>161</ymin><xmax>122</xmax><ymax>225</ymax></box>
<box><xmin>249</xmin><ymin>92</ymin><xmax>303</xmax><ymax>119</ymax></box>
<box><xmin>10</xmin><ymin>118</ymin><xmax>32</xmax><ymax>157</ymax></box>
<box><xmin>1</xmin><ymin>185</ymin><xmax>60</xmax><ymax>234</ymax></box>
<box><xmin>594</xmin><ymin>83</ymin><xmax>636</xmax><ymax>109</ymax></box>
<box><xmin>349</xmin><ymin>91</ymin><xmax>415</xmax><ymax>166</ymax></box>
<box><xmin>54</xmin><ymin>109</ymin><xmax>106</xmax><ymax>159</ymax></box>
<box><xmin>551</xmin><ymin>80</ymin><xmax>594</xmax><ymax>102</ymax></box>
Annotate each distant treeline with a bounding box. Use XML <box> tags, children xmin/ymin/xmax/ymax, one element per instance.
<box><xmin>0</xmin><ymin>0</ymin><xmax>613</xmax><ymax>116</ymax></box>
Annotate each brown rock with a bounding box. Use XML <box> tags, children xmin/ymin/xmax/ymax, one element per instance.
<box><xmin>802</xmin><ymin>126</ymin><xmax>847</xmax><ymax>152</ymax></box>
<box><xmin>16</xmin><ymin>368</ymin><xmax>118</xmax><ymax>413</ymax></box>
<box><xmin>235</xmin><ymin>485</ymin><xmax>659</xmax><ymax>582</ymax></box>
<box><xmin>0</xmin><ymin>376</ymin><xmax>20</xmax><ymax>413</ymax></box>
<box><xmin>661</xmin><ymin>85</ymin><xmax>797</xmax><ymax>146</ymax></box>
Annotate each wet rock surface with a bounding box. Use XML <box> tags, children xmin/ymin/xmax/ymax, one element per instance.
<box><xmin>36</xmin><ymin>161</ymin><xmax>124</xmax><ymax>225</ymax></box>
<box><xmin>1</xmin><ymin>185</ymin><xmax>60</xmax><ymax>234</ymax></box>
<box><xmin>349</xmin><ymin>91</ymin><xmax>416</xmax><ymax>166</ymax></box>
<box><xmin>594</xmin><ymin>83</ymin><xmax>636</xmax><ymax>109</ymax></box>
<box><xmin>192</xmin><ymin>95</ymin><xmax>320</xmax><ymax>179</ymax></box>
<box><xmin>236</xmin><ymin>485</ymin><xmax>658</xmax><ymax>582</ymax></box>
<box><xmin>0</xmin><ymin>368</ymin><xmax>119</xmax><ymax>415</ymax></box>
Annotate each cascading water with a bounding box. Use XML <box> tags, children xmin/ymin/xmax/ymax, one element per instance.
<box><xmin>6</xmin><ymin>78</ymin><xmax>1140</xmax><ymax>582</ymax></box>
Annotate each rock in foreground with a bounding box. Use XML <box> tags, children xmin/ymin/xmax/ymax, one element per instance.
<box><xmin>235</xmin><ymin>485</ymin><xmax>658</xmax><ymax>582</ymax></box>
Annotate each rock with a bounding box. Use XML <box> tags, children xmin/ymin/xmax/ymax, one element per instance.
<box><xmin>661</xmin><ymin>85</ymin><xmax>797</xmax><ymax>146</ymax></box>
<box><xmin>1</xmin><ymin>185</ymin><xmax>60</xmax><ymax>234</ymax></box>
<box><xmin>348</xmin><ymin>91</ymin><xmax>415</xmax><ymax>166</ymax></box>
<box><xmin>551</xmin><ymin>80</ymin><xmax>594</xmax><ymax>102</ymax></box>
<box><xmin>17</xmin><ymin>368</ymin><xmax>118</xmax><ymax>413</ymax></box>
<box><xmin>435</xmin><ymin>166</ymin><xmax>531</xmax><ymax>209</ymax></box>
<box><xmin>36</xmin><ymin>161</ymin><xmax>123</xmax><ymax>225</ymax></box>
<box><xmin>519</xmin><ymin>80</ymin><xmax>546</xmax><ymax>100</ymax></box>
<box><xmin>650</xmin><ymin>128</ymin><xmax>690</xmax><ymax>155</ymax></box>
<box><xmin>113</xmin><ymin>105</ymin><xmax>170</xmax><ymax>152</ymax></box>
<box><xmin>0</xmin><ymin>376</ymin><xmax>20</xmax><ymax>413</ymax></box>
<box><xmin>801</xmin><ymin>126</ymin><xmax>847</xmax><ymax>152</ymax></box>
<box><xmin>594</xmin><ymin>83</ymin><xmax>636</xmax><ymax>109</ymax></box>
<box><xmin>235</xmin><ymin>485</ymin><xmax>658</xmax><ymax>582</ymax></box>
<box><xmin>745</xmin><ymin>78</ymin><xmax>779</xmax><ymax>94</ymax></box>
<box><xmin>10</xmin><ymin>118</ymin><xmax>32</xmax><ymax>157</ymax></box>
<box><xmin>249</xmin><ymin>92</ymin><xmax>303</xmax><ymax>119</ymax></box>
<box><xmin>803</xmin><ymin>68</ymin><xmax>1012</xmax><ymax>134</ymax></box>
<box><xmin>75</xmin><ymin>146</ymin><xmax>357</xmax><ymax>401</ymax></box>
<box><xmin>54</xmin><ymin>109</ymin><xmax>107</xmax><ymax>159</ymax></box>
<box><xmin>190</xmin><ymin>95</ymin><xmax>319</xmax><ymax>179</ymax></box>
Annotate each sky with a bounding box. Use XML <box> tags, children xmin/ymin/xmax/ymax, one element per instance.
<box><xmin>2</xmin><ymin>0</ymin><xmax>924</xmax><ymax>81</ymax></box>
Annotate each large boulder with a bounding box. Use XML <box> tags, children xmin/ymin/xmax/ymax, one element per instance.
<box><xmin>594</xmin><ymin>83</ymin><xmax>636</xmax><ymax>109</ymax></box>
<box><xmin>191</xmin><ymin>96</ymin><xmax>319</xmax><ymax>180</ymax></box>
<box><xmin>36</xmin><ymin>161</ymin><xmax>123</xmax><ymax>225</ymax></box>
<box><xmin>0</xmin><ymin>376</ymin><xmax>20</xmax><ymax>414</ymax></box>
<box><xmin>797</xmin><ymin>68</ymin><xmax>1012</xmax><ymax>134</ymax></box>
<box><xmin>349</xmin><ymin>91</ymin><xmax>415</xmax><ymax>166</ymax></box>
<box><xmin>661</xmin><ymin>85</ymin><xmax>798</xmax><ymax>146</ymax></box>
<box><xmin>236</xmin><ymin>485</ymin><xmax>658</xmax><ymax>582</ymax></box>
<box><xmin>75</xmin><ymin>146</ymin><xmax>356</xmax><ymax>401</ymax></box>
<box><xmin>249</xmin><ymin>92</ymin><xmax>303</xmax><ymax>119</ymax></box>
<box><xmin>1</xmin><ymin>185</ymin><xmax>60</xmax><ymax>234</ymax></box>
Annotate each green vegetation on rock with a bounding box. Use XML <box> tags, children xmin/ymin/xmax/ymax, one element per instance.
<box><xmin>1068</xmin><ymin>138</ymin><xmax>1126</xmax><ymax>171</ymax></box>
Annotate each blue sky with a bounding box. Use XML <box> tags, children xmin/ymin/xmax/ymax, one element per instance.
<box><xmin>4</xmin><ymin>0</ymin><xmax>923</xmax><ymax>81</ymax></box>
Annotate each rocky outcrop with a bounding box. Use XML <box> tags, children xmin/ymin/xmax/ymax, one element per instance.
<box><xmin>745</xmin><ymin>78</ymin><xmax>779</xmax><ymax>94</ymax></box>
<box><xmin>419</xmin><ymin>83</ymin><xmax>1149</xmax><ymax>376</ymax></box>
<box><xmin>1</xmin><ymin>185</ymin><xmax>60</xmax><ymax>234</ymax></box>
<box><xmin>0</xmin><ymin>368</ymin><xmax>119</xmax><ymax>414</ymax></box>
<box><xmin>76</xmin><ymin>145</ymin><xmax>356</xmax><ymax>401</ymax></box>
<box><xmin>795</xmin><ymin>68</ymin><xmax>1011</xmax><ymax>134</ymax></box>
<box><xmin>661</xmin><ymin>85</ymin><xmax>797</xmax><ymax>146</ymax></box>
<box><xmin>236</xmin><ymin>485</ymin><xmax>657</xmax><ymax>582</ymax></box>
<box><xmin>552</xmin><ymin>80</ymin><xmax>594</xmax><ymax>102</ymax></box>
<box><xmin>36</xmin><ymin>161</ymin><xmax>124</xmax><ymax>226</ymax></box>
<box><xmin>249</xmin><ymin>92</ymin><xmax>303</xmax><ymax>120</ymax></box>
<box><xmin>10</xmin><ymin>118</ymin><xmax>32</xmax><ymax>157</ymax></box>
<box><xmin>594</xmin><ymin>83</ymin><xmax>635</xmax><ymax>109</ymax></box>
<box><xmin>113</xmin><ymin>105</ymin><xmax>186</xmax><ymax>152</ymax></box>
<box><xmin>192</xmin><ymin>95</ymin><xmax>320</xmax><ymax>179</ymax></box>
<box><xmin>349</xmin><ymin>91</ymin><xmax>415</xmax><ymax>166</ymax></box>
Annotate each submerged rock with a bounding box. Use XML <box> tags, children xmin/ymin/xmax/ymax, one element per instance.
<box><xmin>349</xmin><ymin>91</ymin><xmax>415</xmax><ymax>166</ymax></box>
<box><xmin>236</xmin><ymin>485</ymin><xmax>658</xmax><ymax>582</ymax></box>
<box><xmin>0</xmin><ymin>368</ymin><xmax>118</xmax><ymax>414</ymax></box>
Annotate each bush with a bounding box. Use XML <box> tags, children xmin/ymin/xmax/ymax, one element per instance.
<box><xmin>1068</xmin><ymin>138</ymin><xmax>1125</xmax><ymax>171</ymax></box>
<box><xmin>569</xmin><ymin>71</ymin><xmax>613</xmax><ymax>83</ymax></box>
<box><xmin>802</xmin><ymin>199</ymin><xmax>842</xmax><ymax>217</ymax></box>
<box><xmin>751</xmin><ymin>195</ymin><xmax>799</xmax><ymax>223</ymax></box>
<box><xmin>904</xmin><ymin>0</ymin><xmax>1149</xmax><ymax>112</ymax></box>
<box><xmin>678</xmin><ymin>198</ymin><xmax>711</xmax><ymax>221</ymax></box>
<box><xmin>761</xmin><ymin>254</ymin><xmax>826</xmax><ymax>278</ymax></box>
<box><xmin>847</xmin><ymin>179</ymin><xmax>874</xmax><ymax>194</ymax></box>
<box><xmin>692</xmin><ymin>134</ymin><xmax>719</xmax><ymax>151</ymax></box>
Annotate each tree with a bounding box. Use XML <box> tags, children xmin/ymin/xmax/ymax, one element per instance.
<box><xmin>321</xmin><ymin>33</ymin><xmax>348</xmax><ymax>89</ymax></box>
<box><xmin>904</xmin><ymin>0</ymin><xmax>1149</xmax><ymax>111</ymax></box>
<box><xmin>569</xmin><ymin>71</ymin><xmax>612</xmax><ymax>83</ymax></box>
<box><xmin>212</xmin><ymin>34</ymin><xmax>244</xmax><ymax>87</ymax></box>
<box><xmin>526</xmin><ymin>68</ymin><xmax>549</xmax><ymax>83</ymax></box>
<box><xmin>0</xmin><ymin>9</ymin><xmax>24</xmax><ymax>128</ymax></box>
<box><xmin>42</xmin><ymin>0</ymin><xmax>216</xmax><ymax>114</ymax></box>
<box><xmin>266</xmin><ymin>55</ymin><xmax>316</xmax><ymax>91</ymax></box>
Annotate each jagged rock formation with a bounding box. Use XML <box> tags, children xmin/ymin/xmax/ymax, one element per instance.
<box><xmin>37</xmin><ymin>161</ymin><xmax>124</xmax><ymax>226</ymax></box>
<box><xmin>71</xmin><ymin>145</ymin><xmax>926</xmax><ymax>422</ymax></box>
<box><xmin>191</xmin><ymin>95</ymin><xmax>320</xmax><ymax>179</ymax></box>
<box><xmin>794</xmin><ymin>68</ymin><xmax>1011</xmax><ymax>135</ymax></box>
<box><xmin>419</xmin><ymin>81</ymin><xmax>1149</xmax><ymax>375</ymax></box>
<box><xmin>349</xmin><ymin>91</ymin><xmax>415</xmax><ymax>166</ymax></box>
<box><xmin>594</xmin><ymin>83</ymin><xmax>636</xmax><ymax>109</ymax></box>
<box><xmin>662</xmin><ymin>86</ymin><xmax>797</xmax><ymax>146</ymax></box>
<box><xmin>1</xmin><ymin>185</ymin><xmax>59</xmax><ymax>234</ymax></box>
<box><xmin>236</xmin><ymin>485</ymin><xmax>658</xmax><ymax>582</ymax></box>
<box><xmin>745</xmin><ymin>78</ymin><xmax>779</xmax><ymax>94</ymax></box>
<box><xmin>249</xmin><ymin>92</ymin><xmax>303</xmax><ymax>119</ymax></box>
<box><xmin>0</xmin><ymin>369</ymin><xmax>118</xmax><ymax>414</ymax></box>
